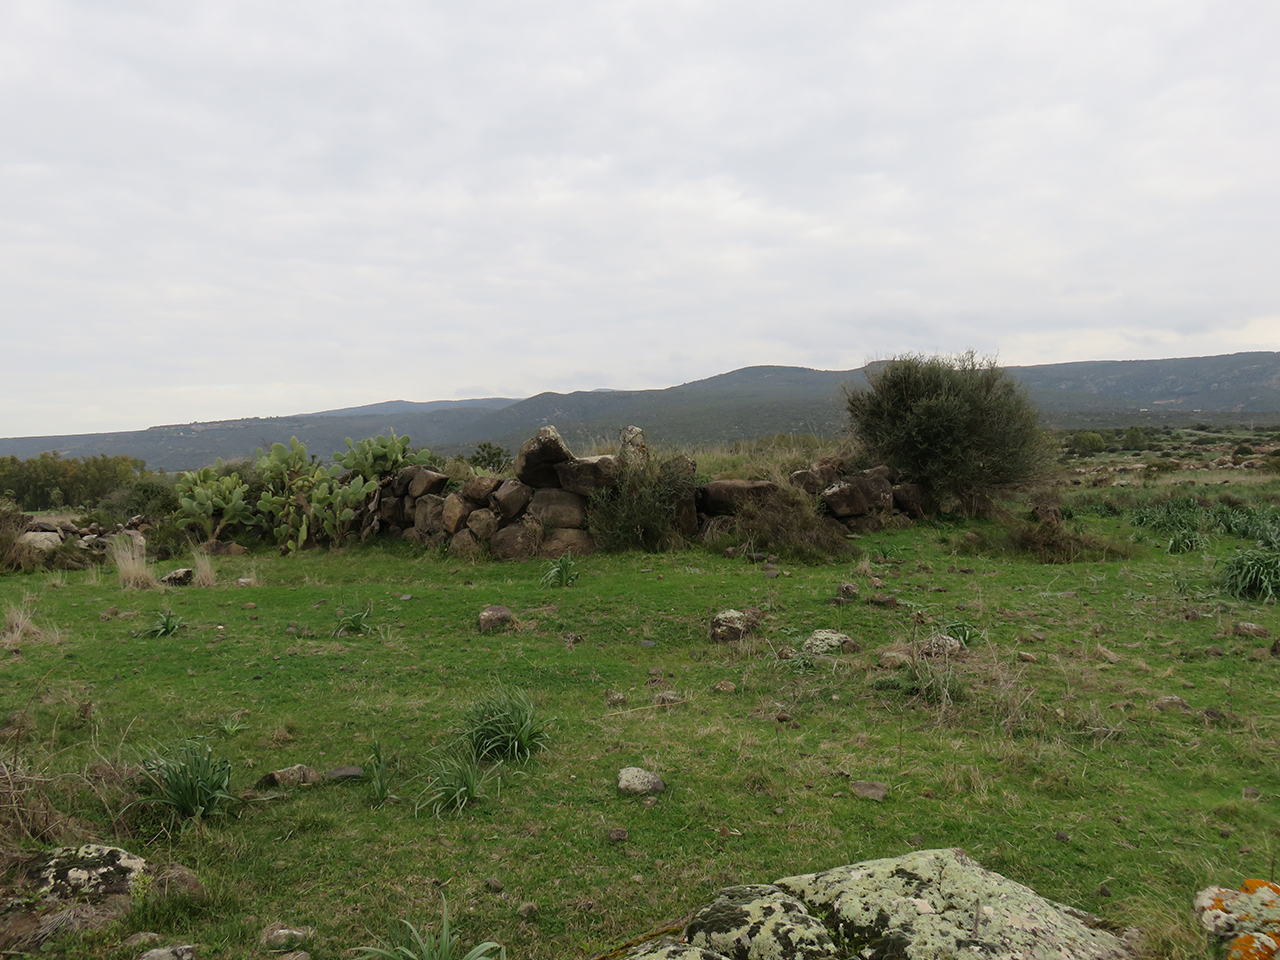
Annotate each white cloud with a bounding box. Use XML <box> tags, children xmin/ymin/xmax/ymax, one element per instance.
<box><xmin>2</xmin><ymin>0</ymin><xmax>1279</xmax><ymax>436</ymax></box>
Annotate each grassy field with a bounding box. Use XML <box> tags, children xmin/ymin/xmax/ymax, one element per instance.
<box><xmin>3</xmin><ymin>472</ymin><xmax>1280</xmax><ymax>959</ymax></box>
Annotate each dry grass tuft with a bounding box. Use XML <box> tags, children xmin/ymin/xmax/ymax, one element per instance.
<box><xmin>109</xmin><ymin>534</ymin><xmax>157</xmax><ymax>590</ymax></box>
<box><xmin>2</xmin><ymin>601</ymin><xmax>41</xmax><ymax>647</ymax></box>
<box><xmin>191</xmin><ymin>545</ymin><xmax>217</xmax><ymax>589</ymax></box>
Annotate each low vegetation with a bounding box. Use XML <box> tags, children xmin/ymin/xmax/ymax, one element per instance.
<box><xmin>1</xmin><ymin>427</ymin><xmax>1279</xmax><ymax>959</ymax></box>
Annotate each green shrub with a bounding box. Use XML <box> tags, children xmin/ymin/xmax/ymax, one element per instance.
<box><xmin>467</xmin><ymin>443</ymin><xmax>512</xmax><ymax>474</ymax></box>
<box><xmin>845</xmin><ymin>353</ymin><xmax>1049</xmax><ymax>514</ymax></box>
<box><xmin>0</xmin><ymin>498</ymin><xmax>39</xmax><ymax>574</ymax></box>
<box><xmin>539</xmin><ymin>552</ymin><xmax>579</xmax><ymax>589</ymax></box>
<box><xmin>702</xmin><ymin>485</ymin><xmax>854</xmax><ymax>563</ymax></box>
<box><xmin>1068</xmin><ymin>432</ymin><xmax>1106</xmax><ymax>457</ymax></box>
<box><xmin>587</xmin><ymin>458</ymin><xmax>696</xmax><ymax>552</ymax></box>
<box><xmin>257</xmin><ymin>438</ymin><xmax>377</xmax><ymax>551</ymax></box>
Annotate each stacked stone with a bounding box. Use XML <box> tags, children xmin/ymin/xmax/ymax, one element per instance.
<box><xmin>375</xmin><ymin>426</ymin><xmax>613</xmax><ymax>560</ymax></box>
<box><xmin>787</xmin><ymin>460</ymin><xmax>926</xmax><ymax>532</ymax></box>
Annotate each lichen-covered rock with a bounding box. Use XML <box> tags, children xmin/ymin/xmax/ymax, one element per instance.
<box><xmin>684</xmin><ymin>884</ymin><xmax>838</xmax><ymax>959</ymax></box>
<box><xmin>774</xmin><ymin>849</ymin><xmax>1134</xmax><ymax>960</ymax></box>
<box><xmin>801</xmin><ymin>631</ymin><xmax>858</xmax><ymax>656</ymax></box>
<box><xmin>478</xmin><ymin>605</ymin><xmax>515</xmax><ymax>633</ymax></box>
<box><xmin>918</xmin><ymin>634</ymin><xmax>963</xmax><ymax>658</ymax></box>
<box><xmin>626</xmin><ymin>942</ymin><xmax>724</xmax><ymax>959</ymax></box>
<box><xmin>1195</xmin><ymin>880</ymin><xmax>1280</xmax><ymax>959</ymax></box>
<box><xmin>710</xmin><ymin>610</ymin><xmax>757</xmax><ymax>643</ymax></box>
<box><xmin>35</xmin><ymin>844</ymin><xmax>147</xmax><ymax>899</ymax></box>
<box><xmin>618</xmin><ymin>767</ymin><xmax>665</xmax><ymax>795</ymax></box>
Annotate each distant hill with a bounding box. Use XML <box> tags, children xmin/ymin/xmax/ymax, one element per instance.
<box><xmin>2</xmin><ymin>352</ymin><xmax>1277</xmax><ymax>471</ymax></box>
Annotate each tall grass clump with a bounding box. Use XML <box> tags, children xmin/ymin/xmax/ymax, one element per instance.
<box><xmin>459</xmin><ymin>686</ymin><xmax>552</xmax><ymax>763</ymax></box>
<box><xmin>0</xmin><ymin>499</ymin><xmax>41</xmax><ymax>574</ymax></box>
<box><xmin>126</xmin><ymin>742</ymin><xmax>240</xmax><ymax>822</ymax></box>
<box><xmin>1220</xmin><ymin>547</ymin><xmax>1280</xmax><ymax>602</ymax></box>
<box><xmin>191</xmin><ymin>545</ymin><xmax>216</xmax><ymax>589</ymax></box>
<box><xmin>588</xmin><ymin>457</ymin><xmax>697</xmax><ymax>552</ymax></box>
<box><xmin>109</xmin><ymin>534</ymin><xmax>157</xmax><ymax>590</ymax></box>
<box><xmin>419</xmin><ymin>746</ymin><xmax>496</xmax><ymax>818</ymax></box>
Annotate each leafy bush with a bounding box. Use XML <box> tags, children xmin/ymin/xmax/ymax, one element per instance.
<box><xmin>175</xmin><ymin>463</ymin><xmax>254</xmax><ymax>541</ymax></box>
<box><xmin>467</xmin><ymin>443</ymin><xmax>512</xmax><ymax>474</ymax></box>
<box><xmin>257</xmin><ymin>438</ymin><xmax>377</xmax><ymax>551</ymax></box>
<box><xmin>1220</xmin><ymin>548</ymin><xmax>1280</xmax><ymax>602</ymax></box>
<box><xmin>127</xmin><ymin>742</ymin><xmax>240</xmax><ymax>821</ymax></box>
<box><xmin>1068</xmin><ymin>432</ymin><xmax>1106</xmax><ymax>456</ymax></box>
<box><xmin>845</xmin><ymin>353</ymin><xmax>1048</xmax><ymax>514</ymax></box>
<box><xmin>702</xmin><ymin>485</ymin><xmax>854</xmax><ymax>562</ymax></box>
<box><xmin>460</xmin><ymin>686</ymin><xmax>552</xmax><ymax>763</ymax></box>
<box><xmin>588</xmin><ymin>458</ymin><xmax>697</xmax><ymax>552</ymax></box>
<box><xmin>337</xmin><ymin>431</ymin><xmax>438</xmax><ymax>483</ymax></box>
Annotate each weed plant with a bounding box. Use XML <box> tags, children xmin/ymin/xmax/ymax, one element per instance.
<box><xmin>419</xmin><ymin>746</ymin><xmax>495</xmax><ymax>817</ymax></box>
<box><xmin>126</xmin><ymin>742</ymin><xmax>240</xmax><ymax>822</ymax></box>
<box><xmin>702</xmin><ymin>485</ymin><xmax>853</xmax><ymax>562</ymax></box>
<box><xmin>1220</xmin><ymin>547</ymin><xmax>1280</xmax><ymax>602</ymax></box>
<box><xmin>460</xmin><ymin>686</ymin><xmax>552</xmax><ymax>763</ymax></box>
<box><xmin>334</xmin><ymin>605</ymin><xmax>373</xmax><ymax>637</ymax></box>
<box><xmin>355</xmin><ymin>899</ymin><xmax>505</xmax><ymax>960</ymax></box>
<box><xmin>588</xmin><ymin>458</ymin><xmax>696</xmax><ymax>552</ymax></box>
<box><xmin>143</xmin><ymin>607</ymin><xmax>184</xmax><ymax>637</ymax></box>
<box><xmin>540</xmin><ymin>552</ymin><xmax>579</xmax><ymax>589</ymax></box>
<box><xmin>369</xmin><ymin>735</ymin><xmax>400</xmax><ymax>808</ymax></box>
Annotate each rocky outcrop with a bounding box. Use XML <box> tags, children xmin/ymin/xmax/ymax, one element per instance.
<box><xmin>623</xmin><ymin>849</ymin><xmax>1137</xmax><ymax>960</ymax></box>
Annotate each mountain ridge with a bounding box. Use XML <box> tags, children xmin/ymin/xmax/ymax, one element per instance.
<box><xmin>3</xmin><ymin>352</ymin><xmax>1278</xmax><ymax>471</ymax></box>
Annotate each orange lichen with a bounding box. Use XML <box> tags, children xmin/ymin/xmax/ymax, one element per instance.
<box><xmin>1242</xmin><ymin>881</ymin><xmax>1280</xmax><ymax>898</ymax></box>
<box><xmin>1227</xmin><ymin>932</ymin><xmax>1279</xmax><ymax>960</ymax></box>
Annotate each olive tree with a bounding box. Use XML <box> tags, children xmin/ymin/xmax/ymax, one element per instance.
<box><xmin>845</xmin><ymin>352</ymin><xmax>1048</xmax><ymax>515</ymax></box>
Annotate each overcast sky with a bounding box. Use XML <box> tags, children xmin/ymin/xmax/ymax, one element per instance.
<box><xmin>3</xmin><ymin>1</ymin><xmax>1279</xmax><ymax>438</ymax></box>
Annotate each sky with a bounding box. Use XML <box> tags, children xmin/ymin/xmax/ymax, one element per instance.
<box><xmin>3</xmin><ymin>1</ymin><xmax>1279</xmax><ymax>438</ymax></box>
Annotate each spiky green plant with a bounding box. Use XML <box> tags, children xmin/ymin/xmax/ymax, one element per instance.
<box><xmin>1220</xmin><ymin>548</ymin><xmax>1280</xmax><ymax>602</ymax></box>
<box><xmin>369</xmin><ymin>735</ymin><xmax>400</xmax><ymax>808</ymax></box>
<box><xmin>418</xmin><ymin>746</ymin><xmax>496</xmax><ymax>817</ymax></box>
<box><xmin>459</xmin><ymin>686</ymin><xmax>552</xmax><ymax>763</ymax></box>
<box><xmin>125</xmin><ymin>741</ymin><xmax>240</xmax><ymax>821</ymax></box>
<box><xmin>143</xmin><ymin>607</ymin><xmax>184</xmax><ymax>637</ymax></box>
<box><xmin>334</xmin><ymin>605</ymin><xmax>373</xmax><ymax>637</ymax></box>
<box><xmin>539</xmin><ymin>552</ymin><xmax>579</xmax><ymax>589</ymax></box>
<box><xmin>354</xmin><ymin>898</ymin><xmax>505</xmax><ymax>959</ymax></box>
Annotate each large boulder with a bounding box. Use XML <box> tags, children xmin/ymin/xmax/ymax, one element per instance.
<box><xmin>555</xmin><ymin>456</ymin><xmax>619</xmax><ymax>497</ymax></box>
<box><xmin>18</xmin><ymin>531</ymin><xmax>62</xmax><ymax>553</ymax></box>
<box><xmin>490</xmin><ymin>479</ymin><xmax>534</xmax><ymax>520</ymax></box>
<box><xmin>414</xmin><ymin>495</ymin><xmax>445</xmax><ymax>533</ymax></box>
<box><xmin>514</xmin><ymin>426</ymin><xmax>574</xmax><ymax>488</ymax></box>
<box><xmin>699</xmin><ymin>480</ymin><xmax>778</xmax><ymax>517</ymax></box>
<box><xmin>618</xmin><ymin>425</ymin><xmax>649</xmax><ymax>465</ymax></box>
<box><xmin>539</xmin><ymin>528</ymin><xmax>595</xmax><ymax>558</ymax></box>
<box><xmin>527</xmin><ymin>488</ymin><xmax>589</xmax><ymax>530</ymax></box>
<box><xmin>822</xmin><ymin>477</ymin><xmax>893</xmax><ymax>518</ymax></box>
<box><xmin>893</xmin><ymin>482</ymin><xmax>927</xmax><ymax>519</ymax></box>
<box><xmin>462</xmin><ymin>476</ymin><xmax>503</xmax><ymax>504</ymax></box>
<box><xmin>489</xmin><ymin>521</ymin><xmax>540</xmax><ymax>560</ymax></box>
<box><xmin>440</xmin><ymin>493</ymin><xmax>474</xmax><ymax>534</ymax></box>
<box><xmin>406</xmin><ymin>466</ymin><xmax>450</xmax><ymax>498</ymax></box>
<box><xmin>466</xmin><ymin>508</ymin><xmax>501</xmax><ymax>541</ymax></box>
<box><xmin>626</xmin><ymin>849</ymin><xmax>1136</xmax><ymax>960</ymax></box>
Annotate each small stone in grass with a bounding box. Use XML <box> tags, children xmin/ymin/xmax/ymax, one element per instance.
<box><xmin>517</xmin><ymin>902</ymin><xmax>538</xmax><ymax>919</ymax></box>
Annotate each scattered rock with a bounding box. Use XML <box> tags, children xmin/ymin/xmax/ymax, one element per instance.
<box><xmin>608</xmin><ymin>828</ymin><xmax>630</xmax><ymax>843</ymax></box>
<box><xmin>605</xmin><ymin>690</ymin><xmax>628</xmax><ymax>707</ymax></box>
<box><xmin>478</xmin><ymin>605</ymin><xmax>515</xmax><ymax>633</ymax></box>
<box><xmin>849</xmin><ymin>781</ymin><xmax>889</xmax><ymax>802</ymax></box>
<box><xmin>260</xmin><ymin>923</ymin><xmax>314</xmax><ymax>949</ymax></box>
<box><xmin>517</xmin><ymin>901</ymin><xmax>539</xmax><ymax>920</ymax></box>
<box><xmin>1017</xmin><ymin>651</ymin><xmax>1039</xmax><ymax>663</ymax></box>
<box><xmin>878</xmin><ymin>650</ymin><xmax>911</xmax><ymax>668</ymax></box>
<box><xmin>1234</xmin><ymin>622</ymin><xmax>1271</xmax><ymax>638</ymax></box>
<box><xmin>918</xmin><ymin>634</ymin><xmax>962</xmax><ymax>658</ymax></box>
<box><xmin>138</xmin><ymin>948</ymin><xmax>199</xmax><ymax>960</ymax></box>
<box><xmin>709</xmin><ymin>609</ymin><xmax>757</xmax><ymax>643</ymax></box>
<box><xmin>1153</xmin><ymin>695</ymin><xmax>1191</xmax><ymax>713</ymax></box>
<box><xmin>159</xmin><ymin>568</ymin><xmax>194</xmax><ymax>587</ymax></box>
<box><xmin>618</xmin><ymin>767</ymin><xmax>665</xmax><ymax>796</ymax></box>
<box><xmin>254</xmin><ymin>765</ymin><xmax>323</xmax><ymax>789</ymax></box>
<box><xmin>323</xmin><ymin>765</ymin><xmax>364</xmax><ymax>780</ymax></box>
<box><xmin>836</xmin><ymin>582</ymin><xmax>860</xmax><ymax>599</ymax></box>
<box><xmin>802</xmin><ymin>630</ymin><xmax>859</xmax><ymax>656</ymax></box>
<box><xmin>486</xmin><ymin>877</ymin><xmax>504</xmax><ymax>892</ymax></box>
<box><xmin>711</xmin><ymin>680</ymin><xmax>736</xmax><ymax>693</ymax></box>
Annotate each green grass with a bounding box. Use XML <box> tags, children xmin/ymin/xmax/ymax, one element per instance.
<box><xmin>2</xmin><ymin>482</ymin><xmax>1279</xmax><ymax>959</ymax></box>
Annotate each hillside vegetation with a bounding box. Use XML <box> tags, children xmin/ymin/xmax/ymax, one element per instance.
<box><xmin>2</xmin><ymin>425</ymin><xmax>1279</xmax><ymax>959</ymax></box>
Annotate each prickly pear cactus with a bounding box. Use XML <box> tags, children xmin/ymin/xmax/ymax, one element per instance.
<box><xmin>256</xmin><ymin>438</ymin><xmax>375</xmax><ymax>551</ymax></box>
<box><xmin>336</xmin><ymin>430</ymin><xmax>437</xmax><ymax>482</ymax></box>
<box><xmin>175</xmin><ymin>461</ymin><xmax>254</xmax><ymax>541</ymax></box>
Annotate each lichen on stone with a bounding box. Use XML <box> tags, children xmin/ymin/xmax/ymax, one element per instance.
<box><xmin>684</xmin><ymin>884</ymin><xmax>838</xmax><ymax>960</ymax></box>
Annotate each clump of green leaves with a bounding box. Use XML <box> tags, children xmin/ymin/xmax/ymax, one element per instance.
<box><xmin>369</xmin><ymin>735</ymin><xmax>400</xmax><ymax>808</ymax></box>
<box><xmin>467</xmin><ymin>442</ymin><xmax>512</xmax><ymax>474</ymax></box>
<box><xmin>460</xmin><ymin>686</ymin><xmax>552</xmax><ymax>763</ymax></box>
<box><xmin>174</xmin><ymin>461</ymin><xmax>254</xmax><ymax>541</ymax></box>
<box><xmin>1166</xmin><ymin>528</ymin><xmax>1209</xmax><ymax>554</ymax></box>
<box><xmin>418</xmin><ymin>746</ymin><xmax>496</xmax><ymax>817</ymax></box>
<box><xmin>354</xmin><ymin>898</ymin><xmax>505</xmax><ymax>959</ymax></box>
<box><xmin>337</xmin><ymin>431</ymin><xmax>438</xmax><ymax>483</ymax></box>
<box><xmin>335</xmin><ymin>604</ymin><xmax>373</xmax><ymax>637</ymax></box>
<box><xmin>539</xmin><ymin>552</ymin><xmax>579</xmax><ymax>589</ymax></box>
<box><xmin>126</xmin><ymin>741</ymin><xmax>240</xmax><ymax>821</ymax></box>
<box><xmin>1220</xmin><ymin>548</ymin><xmax>1280</xmax><ymax>602</ymax></box>
<box><xmin>143</xmin><ymin>607</ymin><xmax>184</xmax><ymax>637</ymax></box>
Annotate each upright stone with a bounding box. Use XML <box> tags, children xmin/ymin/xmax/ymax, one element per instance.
<box><xmin>514</xmin><ymin>426</ymin><xmax>574</xmax><ymax>488</ymax></box>
<box><xmin>527</xmin><ymin>488</ymin><xmax>589</xmax><ymax>529</ymax></box>
<box><xmin>618</xmin><ymin>425</ymin><xmax>649</xmax><ymax>465</ymax></box>
<box><xmin>555</xmin><ymin>456</ymin><xmax>619</xmax><ymax>497</ymax></box>
<box><xmin>462</xmin><ymin>476</ymin><xmax>503</xmax><ymax>504</ymax></box>
<box><xmin>490</xmin><ymin>479</ymin><xmax>534</xmax><ymax>519</ymax></box>
<box><xmin>441</xmin><ymin>493</ymin><xmax>474</xmax><ymax>534</ymax></box>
